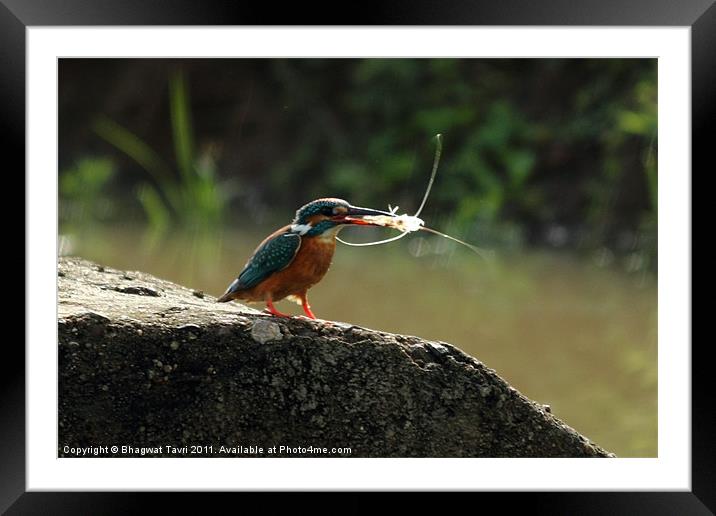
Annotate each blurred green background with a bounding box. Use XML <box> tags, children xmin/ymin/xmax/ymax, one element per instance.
<box><xmin>58</xmin><ymin>58</ymin><xmax>657</xmax><ymax>457</ymax></box>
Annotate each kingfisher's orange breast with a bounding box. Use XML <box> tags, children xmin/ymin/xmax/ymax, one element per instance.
<box><xmin>239</xmin><ymin>234</ymin><xmax>337</xmax><ymax>302</ymax></box>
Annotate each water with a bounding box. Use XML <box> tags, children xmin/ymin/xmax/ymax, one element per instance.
<box><xmin>61</xmin><ymin>225</ymin><xmax>657</xmax><ymax>457</ymax></box>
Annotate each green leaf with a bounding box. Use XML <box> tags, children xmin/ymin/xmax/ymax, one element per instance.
<box><xmin>137</xmin><ymin>183</ymin><xmax>171</xmax><ymax>232</ymax></box>
<box><xmin>169</xmin><ymin>69</ymin><xmax>196</xmax><ymax>183</ymax></box>
<box><xmin>93</xmin><ymin>116</ymin><xmax>171</xmax><ymax>186</ymax></box>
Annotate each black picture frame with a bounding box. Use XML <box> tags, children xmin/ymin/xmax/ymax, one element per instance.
<box><xmin>4</xmin><ymin>0</ymin><xmax>708</xmax><ymax>512</ymax></box>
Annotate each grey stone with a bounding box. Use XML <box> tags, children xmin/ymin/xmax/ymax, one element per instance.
<box><xmin>57</xmin><ymin>257</ymin><xmax>614</xmax><ymax>458</ymax></box>
<box><xmin>251</xmin><ymin>320</ymin><xmax>283</xmax><ymax>344</ymax></box>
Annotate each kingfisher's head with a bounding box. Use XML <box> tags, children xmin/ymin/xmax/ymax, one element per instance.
<box><xmin>290</xmin><ymin>198</ymin><xmax>391</xmax><ymax>237</ymax></box>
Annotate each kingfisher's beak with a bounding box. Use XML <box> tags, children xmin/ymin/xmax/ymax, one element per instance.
<box><xmin>335</xmin><ymin>205</ymin><xmax>395</xmax><ymax>225</ymax></box>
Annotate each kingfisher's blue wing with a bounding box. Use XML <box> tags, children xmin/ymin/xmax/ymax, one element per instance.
<box><xmin>230</xmin><ymin>231</ymin><xmax>301</xmax><ymax>292</ymax></box>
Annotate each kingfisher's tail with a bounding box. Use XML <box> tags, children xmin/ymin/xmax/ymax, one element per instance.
<box><xmin>217</xmin><ymin>277</ymin><xmax>242</xmax><ymax>303</ymax></box>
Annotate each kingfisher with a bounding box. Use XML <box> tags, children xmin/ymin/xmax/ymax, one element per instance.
<box><xmin>217</xmin><ymin>198</ymin><xmax>391</xmax><ymax>319</ymax></box>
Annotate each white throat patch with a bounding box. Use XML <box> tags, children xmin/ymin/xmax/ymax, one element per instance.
<box><xmin>290</xmin><ymin>223</ymin><xmax>312</xmax><ymax>235</ymax></box>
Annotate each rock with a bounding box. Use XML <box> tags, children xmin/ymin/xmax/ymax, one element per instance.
<box><xmin>57</xmin><ymin>257</ymin><xmax>614</xmax><ymax>458</ymax></box>
<box><xmin>250</xmin><ymin>320</ymin><xmax>283</xmax><ymax>344</ymax></box>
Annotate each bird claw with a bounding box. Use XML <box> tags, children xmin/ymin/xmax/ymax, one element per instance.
<box><xmin>293</xmin><ymin>314</ymin><xmax>333</xmax><ymax>325</ymax></box>
<box><xmin>260</xmin><ymin>310</ymin><xmax>324</xmax><ymax>323</ymax></box>
<box><xmin>262</xmin><ymin>308</ymin><xmax>290</xmax><ymax>318</ymax></box>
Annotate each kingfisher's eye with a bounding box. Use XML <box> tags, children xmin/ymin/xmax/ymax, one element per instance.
<box><xmin>321</xmin><ymin>206</ymin><xmax>334</xmax><ymax>216</ymax></box>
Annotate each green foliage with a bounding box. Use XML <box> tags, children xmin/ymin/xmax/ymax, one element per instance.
<box><xmin>93</xmin><ymin>69</ymin><xmax>230</xmax><ymax>232</ymax></box>
<box><xmin>59</xmin><ymin>157</ymin><xmax>116</xmax><ymax>226</ymax></box>
<box><xmin>61</xmin><ymin>58</ymin><xmax>657</xmax><ymax>270</ymax></box>
<box><xmin>137</xmin><ymin>184</ymin><xmax>171</xmax><ymax>233</ymax></box>
<box><xmin>289</xmin><ymin>60</ymin><xmax>540</xmax><ymax>245</ymax></box>
<box><xmin>93</xmin><ymin>116</ymin><xmax>171</xmax><ymax>185</ymax></box>
<box><xmin>620</xmin><ymin>77</ymin><xmax>658</xmax><ymax>216</ymax></box>
<box><xmin>264</xmin><ymin>58</ymin><xmax>656</xmax><ymax>262</ymax></box>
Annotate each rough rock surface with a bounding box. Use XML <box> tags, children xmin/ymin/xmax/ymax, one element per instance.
<box><xmin>58</xmin><ymin>257</ymin><xmax>613</xmax><ymax>458</ymax></box>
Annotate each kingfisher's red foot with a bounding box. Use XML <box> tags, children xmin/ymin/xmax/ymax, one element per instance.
<box><xmin>265</xmin><ymin>299</ymin><xmax>291</xmax><ymax>318</ymax></box>
<box><xmin>298</xmin><ymin>293</ymin><xmax>317</xmax><ymax>320</ymax></box>
<box><xmin>262</xmin><ymin>308</ymin><xmax>290</xmax><ymax>317</ymax></box>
